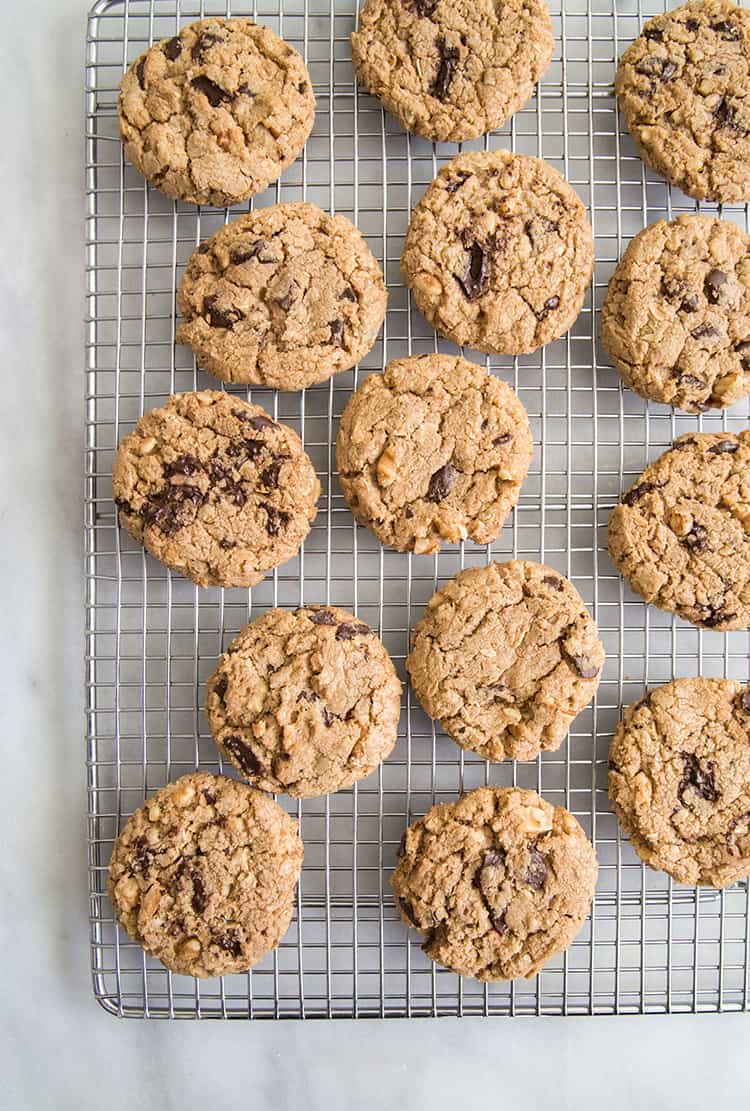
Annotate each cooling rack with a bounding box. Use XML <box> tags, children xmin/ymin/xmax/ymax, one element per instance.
<box><xmin>85</xmin><ymin>0</ymin><xmax>750</xmax><ymax>1017</ymax></box>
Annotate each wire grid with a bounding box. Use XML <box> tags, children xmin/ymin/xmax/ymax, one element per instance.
<box><xmin>85</xmin><ymin>0</ymin><xmax>750</xmax><ymax>1019</ymax></box>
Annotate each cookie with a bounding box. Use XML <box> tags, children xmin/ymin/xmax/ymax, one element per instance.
<box><xmin>118</xmin><ymin>18</ymin><xmax>315</xmax><ymax>207</ymax></box>
<box><xmin>112</xmin><ymin>390</ymin><xmax>320</xmax><ymax>588</ymax></box>
<box><xmin>350</xmin><ymin>0</ymin><xmax>554</xmax><ymax>143</ymax></box>
<box><xmin>601</xmin><ymin>214</ymin><xmax>750</xmax><ymax>413</ymax></box>
<box><xmin>615</xmin><ymin>0</ymin><xmax>750</xmax><ymax>204</ymax></box>
<box><xmin>401</xmin><ymin>150</ymin><xmax>594</xmax><ymax>355</ymax></box>
<box><xmin>206</xmin><ymin>606</ymin><xmax>402</xmax><ymax>797</ymax></box>
<box><xmin>391</xmin><ymin>786</ymin><xmax>598</xmax><ymax>980</ymax></box>
<box><xmin>108</xmin><ymin>772</ymin><xmax>303</xmax><ymax>977</ymax></box>
<box><xmin>336</xmin><ymin>355</ymin><xmax>533</xmax><ymax>554</ymax></box>
<box><xmin>176</xmin><ymin>203</ymin><xmax>388</xmax><ymax>390</ymax></box>
<box><xmin>407</xmin><ymin>561</ymin><xmax>604</xmax><ymax>762</ymax></box>
<box><xmin>608</xmin><ymin>431</ymin><xmax>750</xmax><ymax>630</ymax></box>
<box><xmin>609</xmin><ymin>678</ymin><xmax>750</xmax><ymax>887</ymax></box>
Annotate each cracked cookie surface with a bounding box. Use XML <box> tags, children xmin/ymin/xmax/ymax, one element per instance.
<box><xmin>206</xmin><ymin>606</ymin><xmax>402</xmax><ymax>797</ymax></box>
<box><xmin>601</xmin><ymin>214</ymin><xmax>750</xmax><ymax>413</ymax></box>
<box><xmin>118</xmin><ymin>18</ymin><xmax>315</xmax><ymax>206</ymax></box>
<box><xmin>616</xmin><ymin>0</ymin><xmax>750</xmax><ymax>203</ymax></box>
<box><xmin>407</xmin><ymin>561</ymin><xmax>604</xmax><ymax>762</ymax></box>
<box><xmin>176</xmin><ymin>203</ymin><xmax>388</xmax><ymax>389</ymax></box>
<box><xmin>401</xmin><ymin>150</ymin><xmax>594</xmax><ymax>355</ymax></box>
<box><xmin>350</xmin><ymin>0</ymin><xmax>554</xmax><ymax>143</ymax></box>
<box><xmin>609</xmin><ymin>678</ymin><xmax>750</xmax><ymax>887</ymax></box>
<box><xmin>108</xmin><ymin>772</ymin><xmax>303</xmax><ymax>977</ymax></box>
<box><xmin>391</xmin><ymin>786</ymin><xmax>598</xmax><ymax>980</ymax></box>
<box><xmin>336</xmin><ymin>355</ymin><xmax>533</xmax><ymax>553</ymax></box>
<box><xmin>608</xmin><ymin>431</ymin><xmax>750</xmax><ymax>630</ymax></box>
<box><xmin>112</xmin><ymin>390</ymin><xmax>320</xmax><ymax>588</ymax></box>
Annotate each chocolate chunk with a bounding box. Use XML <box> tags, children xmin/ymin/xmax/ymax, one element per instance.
<box><xmin>690</xmin><ymin>323</ymin><xmax>719</xmax><ymax>339</ymax></box>
<box><xmin>197</xmin><ymin>242</ymin><xmax>211</xmax><ymax>255</ymax></box>
<box><xmin>191</xmin><ymin>871</ymin><xmax>207</xmax><ymax>913</ymax></box>
<box><xmin>249</xmin><ymin>414</ymin><xmax>277</xmax><ymax>431</ymax></box>
<box><xmin>203</xmin><ymin>789</ymin><xmax>216</xmax><ymax>805</ymax></box>
<box><xmin>141</xmin><ymin>483</ymin><xmax>205</xmax><ymax>535</ymax></box>
<box><xmin>336</xmin><ymin>622</ymin><xmax>372</xmax><ymax>640</ymax></box>
<box><xmin>492</xmin><ymin>433</ymin><xmax>513</xmax><ymax>447</ymax></box>
<box><xmin>426</xmin><ymin>462</ymin><xmax>456</xmax><ymax>503</ymax></box>
<box><xmin>526</xmin><ymin>847</ymin><xmax>548</xmax><ymax>889</ymax></box>
<box><xmin>114</xmin><ymin>496</ymin><xmax>135</xmax><ymax>516</ymax></box>
<box><xmin>340</xmin><ymin>285</ymin><xmax>357</xmax><ymax>301</ymax></box>
<box><xmin>660</xmin><ymin>276</ymin><xmax>698</xmax><ymax>312</ymax></box>
<box><xmin>131</xmin><ymin>835</ymin><xmax>151</xmax><ymax>873</ymax></box>
<box><xmin>635</xmin><ymin>55</ymin><xmax>677</xmax><ymax>80</ymax></box>
<box><xmin>204</xmin><ymin>295</ymin><xmax>243</xmax><ymax>329</ymax></box>
<box><xmin>678</xmin><ymin>752</ymin><xmax>719</xmax><ymax>804</ymax></box>
<box><xmin>682</xmin><ymin>523</ymin><xmax>708</xmax><ymax>551</ymax></box>
<box><xmin>297</xmin><ymin>689</ymin><xmax>320</xmax><ymax>702</ymax></box>
<box><xmin>208</xmin><ymin>461</ymin><xmax>246</xmax><ymax>507</ymax></box>
<box><xmin>705</xmin><ymin>269</ymin><xmax>728</xmax><ymax>303</ymax></box>
<box><xmin>260</xmin><ymin>459</ymin><xmax>283</xmax><ymax>489</ymax></box>
<box><xmin>711</xmin><ymin>19</ymin><xmax>741</xmax><ymax>40</ymax></box>
<box><xmin>524</xmin><ymin>216</ymin><xmax>559</xmax><ymax>250</ymax></box>
<box><xmin>409</xmin><ymin>0</ymin><xmax>438</xmax><ymax>15</ymax></box>
<box><xmin>700</xmin><ymin>605</ymin><xmax>737</xmax><ymax>628</ymax></box>
<box><xmin>446</xmin><ymin>171</ymin><xmax>470</xmax><ymax>194</ymax></box>
<box><xmin>456</xmin><ymin>232</ymin><xmax>491</xmax><ymax>301</ymax></box>
<box><xmin>215</xmin><ymin>928</ymin><xmax>242</xmax><ymax>957</ymax></box>
<box><xmin>321</xmin><ymin>706</ymin><xmax>335</xmax><ymax>728</ymax></box>
<box><xmin>491</xmin><ymin>911</ymin><xmax>508</xmax><ymax>936</ymax></box>
<box><xmin>543</xmin><ymin>575</ymin><xmax>563</xmax><ymax>590</ymax></box>
<box><xmin>727</xmin><ymin>813</ymin><xmax>750</xmax><ymax>856</ymax></box>
<box><xmin>213</xmin><ymin>675</ymin><xmax>228</xmax><ymax>704</ymax></box>
<box><xmin>685</xmin><ymin>18</ymin><xmax>699</xmax><ymax>32</ymax></box>
<box><xmin>223</xmin><ymin>735</ymin><xmax>264</xmax><ymax>778</ymax></box>
<box><xmin>191</xmin><ymin>32</ymin><xmax>223</xmax><ymax>61</ymax></box>
<box><xmin>739</xmin><ymin>690</ymin><xmax>750</xmax><ymax>714</ymax></box>
<box><xmin>483</xmin><ymin>850</ymin><xmax>506</xmax><ymax>868</ymax></box>
<box><xmin>136</xmin><ymin>57</ymin><xmax>147</xmax><ymax>89</ymax></box>
<box><xmin>298</xmin><ymin>80</ymin><xmax>308</xmax><ymax>94</ymax></box>
<box><xmin>190</xmin><ymin>75</ymin><xmax>232</xmax><ymax>107</ymax></box>
<box><xmin>163</xmin><ymin>36</ymin><xmax>182</xmax><ymax>60</ymax></box>
<box><xmin>264</xmin><ymin>504</ymin><xmax>290</xmax><ymax>536</ymax></box>
<box><xmin>218</xmin><ymin>538</ymin><xmax>236</xmax><ymax>550</ymax></box>
<box><xmin>622</xmin><ymin>481</ymin><xmax>657</xmax><ymax>506</ymax></box>
<box><xmin>164</xmin><ymin>453</ymin><xmax>201</xmax><ymax>478</ymax></box>
<box><xmin>329</xmin><ymin>319</ymin><xmax>345</xmax><ymax>346</ymax></box>
<box><xmin>429</xmin><ymin>36</ymin><xmax>460</xmax><ymax>100</ymax></box>
<box><xmin>644</xmin><ymin>25</ymin><xmax>664</xmax><ymax>41</ymax></box>
<box><xmin>709</xmin><ymin>439</ymin><xmax>738</xmax><ymax>455</ymax></box>
<box><xmin>677</xmin><ymin>374</ymin><xmax>706</xmax><ymax>391</ymax></box>
<box><xmin>536</xmin><ymin>295</ymin><xmax>560</xmax><ymax>321</ymax></box>
<box><xmin>713</xmin><ymin>96</ymin><xmax>742</xmax><ymax>131</ymax></box>
<box><xmin>307</xmin><ymin>608</ymin><xmax>338</xmax><ymax>626</ymax></box>
<box><xmin>404</xmin><ymin>507</ymin><xmax>414</xmax><ymax>519</ymax></box>
<box><xmin>230</xmin><ymin>238</ymin><xmax>275</xmax><ymax>264</ymax></box>
<box><xmin>398</xmin><ymin>897</ymin><xmax>419</xmax><ymax>927</ymax></box>
<box><xmin>565</xmin><ymin>650</ymin><xmax>600</xmax><ymax>680</ymax></box>
<box><xmin>236</xmin><ymin>83</ymin><xmax>255</xmax><ymax>97</ymax></box>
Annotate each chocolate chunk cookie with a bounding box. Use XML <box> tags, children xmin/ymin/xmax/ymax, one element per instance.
<box><xmin>391</xmin><ymin>786</ymin><xmax>598</xmax><ymax>980</ymax></box>
<box><xmin>407</xmin><ymin>561</ymin><xmax>604</xmax><ymax>762</ymax></box>
<box><xmin>118</xmin><ymin>18</ymin><xmax>315</xmax><ymax>207</ymax></box>
<box><xmin>108</xmin><ymin>772</ymin><xmax>303</xmax><ymax>977</ymax></box>
<box><xmin>601</xmin><ymin>214</ymin><xmax>750</xmax><ymax>413</ymax></box>
<box><xmin>616</xmin><ymin>0</ymin><xmax>750</xmax><ymax>204</ymax></box>
<box><xmin>112</xmin><ymin>390</ymin><xmax>320</xmax><ymax>588</ymax></box>
<box><xmin>609</xmin><ymin>678</ymin><xmax>750</xmax><ymax>887</ymax></box>
<box><xmin>176</xmin><ymin>203</ymin><xmax>388</xmax><ymax>390</ymax></box>
<box><xmin>206</xmin><ymin>606</ymin><xmax>402</xmax><ymax>797</ymax></box>
<box><xmin>336</xmin><ymin>355</ymin><xmax>533</xmax><ymax>553</ymax></box>
<box><xmin>350</xmin><ymin>0</ymin><xmax>554</xmax><ymax>143</ymax></box>
<box><xmin>608</xmin><ymin>431</ymin><xmax>750</xmax><ymax>630</ymax></box>
<box><xmin>401</xmin><ymin>150</ymin><xmax>594</xmax><ymax>355</ymax></box>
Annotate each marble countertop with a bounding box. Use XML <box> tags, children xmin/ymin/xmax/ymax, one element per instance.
<box><xmin>2</xmin><ymin>0</ymin><xmax>747</xmax><ymax>1106</ymax></box>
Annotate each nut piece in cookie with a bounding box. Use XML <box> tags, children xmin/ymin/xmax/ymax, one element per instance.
<box><xmin>112</xmin><ymin>390</ymin><xmax>320</xmax><ymax>588</ymax></box>
<box><xmin>336</xmin><ymin>354</ymin><xmax>533</xmax><ymax>553</ymax></box>
<box><xmin>407</xmin><ymin>560</ymin><xmax>604</xmax><ymax>762</ymax></box>
<box><xmin>392</xmin><ymin>786</ymin><xmax>598</xmax><ymax>980</ymax></box>
<box><xmin>118</xmin><ymin>18</ymin><xmax>316</xmax><ymax>206</ymax></box>
<box><xmin>608</xmin><ymin>431</ymin><xmax>750</xmax><ymax>630</ymax></box>
<box><xmin>176</xmin><ymin>203</ymin><xmax>387</xmax><ymax>390</ymax></box>
<box><xmin>108</xmin><ymin>772</ymin><xmax>303</xmax><ymax>977</ymax></box>
<box><xmin>609</xmin><ymin>677</ymin><xmax>750</xmax><ymax>887</ymax></box>
<box><xmin>206</xmin><ymin>605</ymin><xmax>402</xmax><ymax>797</ymax></box>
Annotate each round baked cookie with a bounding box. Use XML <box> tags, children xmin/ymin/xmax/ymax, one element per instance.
<box><xmin>407</xmin><ymin>561</ymin><xmax>604</xmax><ymax>762</ymax></box>
<box><xmin>108</xmin><ymin>772</ymin><xmax>303</xmax><ymax>977</ymax></box>
<box><xmin>601</xmin><ymin>214</ymin><xmax>750</xmax><ymax>413</ymax></box>
<box><xmin>206</xmin><ymin>605</ymin><xmax>402</xmax><ymax>797</ymax></box>
<box><xmin>615</xmin><ymin>0</ymin><xmax>750</xmax><ymax>204</ymax></box>
<box><xmin>609</xmin><ymin>678</ymin><xmax>750</xmax><ymax>887</ymax></box>
<box><xmin>350</xmin><ymin>0</ymin><xmax>554</xmax><ymax>144</ymax></box>
<box><xmin>176</xmin><ymin>203</ymin><xmax>388</xmax><ymax>390</ymax></box>
<box><xmin>336</xmin><ymin>355</ymin><xmax>533</xmax><ymax>553</ymax></box>
<box><xmin>112</xmin><ymin>390</ymin><xmax>320</xmax><ymax>588</ymax></box>
<box><xmin>391</xmin><ymin>786</ymin><xmax>598</xmax><ymax>980</ymax></box>
<box><xmin>118</xmin><ymin>18</ymin><xmax>315</xmax><ymax>207</ymax></box>
<box><xmin>608</xmin><ymin>431</ymin><xmax>750</xmax><ymax>630</ymax></box>
<box><xmin>401</xmin><ymin>150</ymin><xmax>594</xmax><ymax>355</ymax></box>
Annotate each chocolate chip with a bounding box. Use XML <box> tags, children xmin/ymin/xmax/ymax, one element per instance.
<box><xmin>321</xmin><ymin>706</ymin><xmax>335</xmax><ymax>728</ymax></box>
<box><xmin>164</xmin><ymin>453</ymin><xmax>201</xmax><ymax>477</ymax></box>
<box><xmin>682</xmin><ymin>523</ymin><xmax>708</xmax><ymax>551</ymax></box>
<box><xmin>622</xmin><ymin>481</ymin><xmax>657</xmax><ymax>506</ymax></box>
<box><xmin>203</xmin><ymin>789</ymin><xmax>216</xmax><ymax>805</ymax></box>
<box><xmin>456</xmin><ymin>232</ymin><xmax>491</xmax><ymax>301</ymax></box>
<box><xmin>491</xmin><ymin>911</ymin><xmax>508</xmax><ymax>936</ymax></box>
<box><xmin>727</xmin><ymin>813</ymin><xmax>750</xmax><ymax>856</ymax></box>
<box><xmin>678</xmin><ymin>752</ymin><xmax>719</xmax><ymax>804</ymax></box>
<box><xmin>709</xmin><ymin>439</ymin><xmax>738</xmax><ymax>455</ymax></box>
<box><xmin>483</xmin><ymin>850</ymin><xmax>506</xmax><ymax>868</ymax></box>
<box><xmin>536</xmin><ymin>295</ymin><xmax>560</xmax><ymax>321</ymax></box>
<box><xmin>566</xmin><ymin>652</ymin><xmax>600</xmax><ymax>680</ymax></box>
<box><xmin>635</xmin><ymin>55</ymin><xmax>677</xmax><ymax>80</ymax></box>
<box><xmin>223</xmin><ymin>735</ymin><xmax>264</xmax><ymax>778</ymax></box>
<box><xmin>398</xmin><ymin>898</ymin><xmax>419</xmax><ymax>927</ymax></box>
<box><xmin>191</xmin><ymin>871</ymin><xmax>207</xmax><ymax>913</ymax></box>
<box><xmin>336</xmin><ymin>622</ymin><xmax>372</xmax><ymax>640</ymax></box>
<box><xmin>131</xmin><ymin>835</ymin><xmax>151</xmax><ymax>873</ymax></box>
<box><xmin>260</xmin><ymin>459</ymin><xmax>283</xmax><ymax>489</ymax></box>
<box><xmin>409</xmin><ymin>0</ymin><xmax>438</xmax><ymax>15</ymax></box>
<box><xmin>429</xmin><ymin>36</ymin><xmax>460</xmax><ymax>100</ymax></box>
<box><xmin>446</xmin><ymin>171</ymin><xmax>470</xmax><ymax>194</ymax></box>
<box><xmin>524</xmin><ymin>216</ymin><xmax>559</xmax><ymax>250</ymax></box>
<box><xmin>190</xmin><ymin>74</ymin><xmax>232</xmax><ymax>107</ymax></box>
<box><xmin>526</xmin><ymin>847</ymin><xmax>548</xmax><ymax>889</ymax></box>
<box><xmin>644</xmin><ymin>25</ymin><xmax>663</xmax><ymax>41</ymax></box>
<box><xmin>677</xmin><ymin>374</ymin><xmax>706</xmax><ymax>391</ymax></box>
<box><xmin>215</xmin><ymin>928</ymin><xmax>242</xmax><ymax>957</ymax></box>
<box><xmin>264</xmin><ymin>505</ymin><xmax>290</xmax><ymax>536</ymax></box>
<box><xmin>426</xmin><ymin>462</ymin><xmax>456</xmax><ymax>503</ymax></box>
<box><xmin>705</xmin><ymin>270</ymin><xmax>728</xmax><ymax>303</ymax></box>
<box><xmin>340</xmin><ymin>285</ymin><xmax>357</xmax><ymax>301</ymax></box>
<box><xmin>493</xmin><ymin>433</ymin><xmax>513</xmax><ymax>447</ymax></box>
<box><xmin>307</xmin><ymin>608</ymin><xmax>338</xmax><ymax>626</ymax></box>
<box><xmin>685</xmin><ymin>18</ymin><xmax>699</xmax><ymax>32</ymax></box>
<box><xmin>690</xmin><ymin>323</ymin><xmax>719</xmax><ymax>339</ymax></box>
<box><xmin>276</xmin><ymin>287</ymin><xmax>296</xmax><ymax>313</ymax></box>
<box><xmin>230</xmin><ymin>239</ymin><xmax>275</xmax><ymax>264</ymax></box>
<box><xmin>711</xmin><ymin>19</ymin><xmax>741</xmax><ymax>40</ymax></box>
<box><xmin>298</xmin><ymin>80</ymin><xmax>308</xmax><ymax>93</ymax></box>
<box><xmin>204</xmin><ymin>295</ymin><xmax>243</xmax><ymax>329</ymax></box>
<box><xmin>141</xmin><ymin>484</ymin><xmax>205</xmax><ymax>535</ymax></box>
<box><xmin>114</xmin><ymin>496</ymin><xmax>135</xmax><ymax>516</ymax></box>
<box><xmin>197</xmin><ymin>242</ymin><xmax>211</xmax><ymax>255</ymax></box>
<box><xmin>236</xmin><ymin>84</ymin><xmax>255</xmax><ymax>97</ymax></box>
<box><xmin>713</xmin><ymin>96</ymin><xmax>742</xmax><ymax>131</ymax></box>
<box><xmin>191</xmin><ymin>31</ymin><xmax>223</xmax><ymax>61</ymax></box>
<box><xmin>249</xmin><ymin>414</ymin><xmax>277</xmax><ymax>431</ymax></box>
<box><xmin>163</xmin><ymin>36</ymin><xmax>182</xmax><ymax>60</ymax></box>
<box><xmin>404</xmin><ymin>507</ymin><xmax>414</xmax><ymax>519</ymax></box>
<box><xmin>136</xmin><ymin>57</ymin><xmax>147</xmax><ymax>89</ymax></box>
<box><xmin>699</xmin><ymin>605</ymin><xmax>737</xmax><ymax>628</ymax></box>
<box><xmin>218</xmin><ymin>538</ymin><xmax>236</xmax><ymax>550</ymax></box>
<box><xmin>297</xmin><ymin>689</ymin><xmax>320</xmax><ymax>702</ymax></box>
<box><xmin>329</xmin><ymin>319</ymin><xmax>345</xmax><ymax>345</ymax></box>
<box><xmin>737</xmin><ymin>689</ymin><xmax>750</xmax><ymax>714</ymax></box>
<box><xmin>543</xmin><ymin>575</ymin><xmax>563</xmax><ymax>590</ymax></box>
<box><xmin>660</xmin><ymin>275</ymin><xmax>698</xmax><ymax>311</ymax></box>
<box><xmin>208</xmin><ymin>461</ymin><xmax>246</xmax><ymax>507</ymax></box>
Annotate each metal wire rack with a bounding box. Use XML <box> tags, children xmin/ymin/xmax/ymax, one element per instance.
<box><xmin>85</xmin><ymin>0</ymin><xmax>750</xmax><ymax>1019</ymax></box>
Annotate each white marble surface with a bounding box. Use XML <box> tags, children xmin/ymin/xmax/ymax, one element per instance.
<box><xmin>2</xmin><ymin>1</ymin><xmax>748</xmax><ymax>1106</ymax></box>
